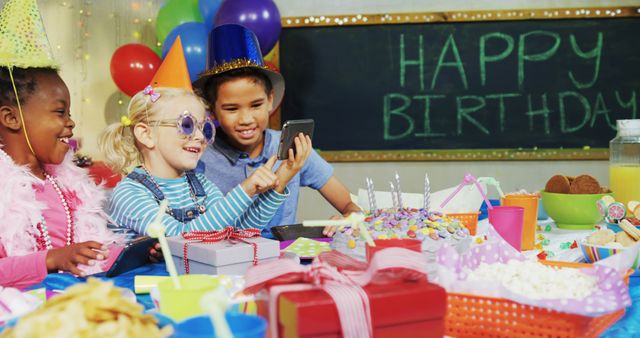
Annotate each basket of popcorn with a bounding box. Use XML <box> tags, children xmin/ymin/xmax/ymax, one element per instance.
<box><xmin>435</xmin><ymin>228</ymin><xmax>635</xmax><ymax>338</ymax></box>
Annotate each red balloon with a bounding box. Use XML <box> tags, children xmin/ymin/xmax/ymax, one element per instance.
<box><xmin>110</xmin><ymin>44</ymin><xmax>161</xmax><ymax>96</ymax></box>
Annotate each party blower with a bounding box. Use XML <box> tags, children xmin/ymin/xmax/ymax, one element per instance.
<box><xmin>146</xmin><ymin>200</ymin><xmax>181</xmax><ymax>289</ymax></box>
<box><xmin>303</xmin><ymin>213</ymin><xmax>375</xmax><ymax>247</ymax></box>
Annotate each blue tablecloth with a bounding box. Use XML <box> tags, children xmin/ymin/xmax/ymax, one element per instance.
<box><xmin>17</xmin><ymin>263</ymin><xmax>640</xmax><ymax>336</ymax></box>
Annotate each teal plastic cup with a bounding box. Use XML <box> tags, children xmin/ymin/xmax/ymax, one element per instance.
<box><xmin>173</xmin><ymin>312</ymin><xmax>267</xmax><ymax>338</ymax></box>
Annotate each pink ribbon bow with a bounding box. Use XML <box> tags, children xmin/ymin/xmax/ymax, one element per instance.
<box><xmin>181</xmin><ymin>227</ymin><xmax>261</xmax><ymax>274</ymax></box>
<box><xmin>143</xmin><ymin>85</ymin><xmax>161</xmax><ymax>102</ymax></box>
<box><xmin>244</xmin><ymin>248</ymin><xmax>430</xmax><ymax>338</ymax></box>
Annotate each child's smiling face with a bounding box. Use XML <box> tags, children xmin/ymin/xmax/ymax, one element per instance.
<box><xmin>213</xmin><ymin>76</ymin><xmax>274</xmax><ymax>155</ymax></box>
<box><xmin>22</xmin><ymin>72</ymin><xmax>74</xmax><ymax>165</ymax></box>
<box><xmin>152</xmin><ymin>95</ymin><xmax>208</xmax><ymax>176</ymax></box>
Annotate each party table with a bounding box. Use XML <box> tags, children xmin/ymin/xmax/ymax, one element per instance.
<box><xmin>11</xmin><ymin>218</ymin><xmax>640</xmax><ymax>337</ymax></box>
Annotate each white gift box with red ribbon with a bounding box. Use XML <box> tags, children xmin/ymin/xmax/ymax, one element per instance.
<box><xmin>166</xmin><ymin>227</ymin><xmax>280</xmax><ymax>275</ymax></box>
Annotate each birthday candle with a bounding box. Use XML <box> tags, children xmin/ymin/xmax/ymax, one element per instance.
<box><xmin>389</xmin><ymin>182</ymin><xmax>398</xmax><ymax>209</ymax></box>
<box><xmin>395</xmin><ymin>172</ymin><xmax>403</xmax><ymax>209</ymax></box>
<box><xmin>369</xmin><ymin>178</ymin><xmax>378</xmax><ymax>214</ymax></box>
<box><xmin>424</xmin><ymin>173</ymin><xmax>431</xmax><ymax>212</ymax></box>
<box><xmin>366</xmin><ymin>178</ymin><xmax>374</xmax><ymax>212</ymax></box>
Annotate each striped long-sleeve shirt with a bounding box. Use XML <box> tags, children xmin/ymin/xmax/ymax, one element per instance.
<box><xmin>109</xmin><ymin>168</ymin><xmax>289</xmax><ymax>236</ymax></box>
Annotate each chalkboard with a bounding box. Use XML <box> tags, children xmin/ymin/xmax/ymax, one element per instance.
<box><xmin>279</xmin><ymin>9</ymin><xmax>640</xmax><ymax>160</ymax></box>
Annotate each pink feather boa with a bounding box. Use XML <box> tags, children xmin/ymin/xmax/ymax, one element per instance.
<box><xmin>0</xmin><ymin>150</ymin><xmax>122</xmax><ymax>257</ymax></box>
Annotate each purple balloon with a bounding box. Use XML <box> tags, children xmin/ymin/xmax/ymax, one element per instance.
<box><xmin>214</xmin><ymin>0</ymin><xmax>281</xmax><ymax>55</ymax></box>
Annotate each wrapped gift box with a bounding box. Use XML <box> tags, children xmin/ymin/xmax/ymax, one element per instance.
<box><xmin>261</xmin><ymin>278</ymin><xmax>446</xmax><ymax>338</ymax></box>
<box><xmin>166</xmin><ymin>236</ymin><xmax>280</xmax><ymax>275</ymax></box>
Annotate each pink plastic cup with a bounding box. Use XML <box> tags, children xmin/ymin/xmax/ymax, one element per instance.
<box><xmin>488</xmin><ymin>206</ymin><xmax>525</xmax><ymax>251</ymax></box>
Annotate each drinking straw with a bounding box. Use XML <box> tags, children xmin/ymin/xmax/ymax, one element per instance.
<box><xmin>303</xmin><ymin>213</ymin><xmax>375</xmax><ymax>247</ymax></box>
<box><xmin>476</xmin><ymin>176</ymin><xmax>505</xmax><ymax>198</ymax></box>
<box><xmin>147</xmin><ymin>200</ymin><xmax>181</xmax><ymax>289</ymax></box>
<box><xmin>439</xmin><ymin>173</ymin><xmax>493</xmax><ymax>210</ymax></box>
<box><xmin>201</xmin><ymin>288</ymin><xmax>233</xmax><ymax>338</ymax></box>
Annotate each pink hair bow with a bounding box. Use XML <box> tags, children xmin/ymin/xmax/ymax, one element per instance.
<box><xmin>143</xmin><ymin>85</ymin><xmax>160</xmax><ymax>102</ymax></box>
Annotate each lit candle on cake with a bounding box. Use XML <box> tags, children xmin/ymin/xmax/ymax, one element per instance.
<box><xmin>424</xmin><ymin>173</ymin><xmax>431</xmax><ymax>212</ymax></box>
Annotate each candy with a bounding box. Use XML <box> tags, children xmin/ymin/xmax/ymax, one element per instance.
<box><xmin>570</xmin><ymin>240</ymin><xmax>578</xmax><ymax>249</ymax></box>
<box><xmin>429</xmin><ymin>232</ymin><xmax>439</xmax><ymax>240</ymax></box>
<box><xmin>474</xmin><ymin>237</ymin><xmax>485</xmax><ymax>244</ymax></box>
<box><xmin>409</xmin><ymin>225</ymin><xmax>418</xmax><ymax>232</ymax></box>
<box><xmin>347</xmin><ymin>239</ymin><xmax>356</xmax><ymax>249</ymax></box>
<box><xmin>545</xmin><ymin>225</ymin><xmax>552</xmax><ymax>232</ymax></box>
<box><xmin>559</xmin><ymin>242</ymin><xmax>571</xmax><ymax>249</ymax></box>
<box><xmin>607</xmin><ymin>202</ymin><xmax>626</xmax><ymax>221</ymax></box>
<box><xmin>537</xmin><ymin>234</ymin><xmax>545</xmax><ymax>240</ymax></box>
<box><xmin>537</xmin><ymin>251</ymin><xmax>547</xmax><ymax>260</ymax></box>
<box><xmin>542</xmin><ymin>239</ymin><xmax>550</xmax><ymax>246</ymax></box>
<box><xmin>407</xmin><ymin>230</ymin><xmax>416</xmax><ymax>238</ymax></box>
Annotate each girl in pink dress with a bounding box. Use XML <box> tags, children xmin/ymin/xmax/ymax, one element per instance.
<box><xmin>0</xmin><ymin>67</ymin><xmax>123</xmax><ymax>288</ymax></box>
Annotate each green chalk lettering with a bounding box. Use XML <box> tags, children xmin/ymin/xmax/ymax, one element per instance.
<box><xmin>480</xmin><ymin>33</ymin><xmax>515</xmax><ymax>87</ymax></box>
<box><xmin>487</xmin><ymin>93</ymin><xmax>520</xmax><ymax>132</ymax></box>
<box><xmin>590</xmin><ymin>92</ymin><xmax>615</xmax><ymax>129</ymax></box>
<box><xmin>431</xmin><ymin>34</ymin><xmax>468</xmax><ymax>90</ymax></box>
<box><xmin>399</xmin><ymin>34</ymin><xmax>425</xmax><ymax>90</ymax></box>
<box><xmin>526</xmin><ymin>93</ymin><xmax>551</xmax><ymax>135</ymax></box>
<box><xmin>559</xmin><ymin>91</ymin><xmax>591</xmax><ymax>133</ymax></box>
<box><xmin>615</xmin><ymin>90</ymin><xmax>637</xmax><ymax>119</ymax></box>
<box><xmin>383</xmin><ymin>93</ymin><xmax>414</xmax><ymax>140</ymax></box>
<box><xmin>414</xmin><ymin>94</ymin><xmax>446</xmax><ymax>137</ymax></box>
<box><xmin>568</xmin><ymin>32</ymin><xmax>603</xmax><ymax>89</ymax></box>
<box><xmin>456</xmin><ymin>95</ymin><xmax>489</xmax><ymax>135</ymax></box>
<box><xmin>518</xmin><ymin>31</ymin><xmax>561</xmax><ymax>89</ymax></box>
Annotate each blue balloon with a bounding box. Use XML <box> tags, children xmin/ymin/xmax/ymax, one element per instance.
<box><xmin>162</xmin><ymin>22</ymin><xmax>209</xmax><ymax>82</ymax></box>
<box><xmin>199</xmin><ymin>0</ymin><xmax>223</xmax><ymax>30</ymax></box>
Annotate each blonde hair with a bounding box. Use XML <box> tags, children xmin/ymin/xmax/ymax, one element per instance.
<box><xmin>99</xmin><ymin>87</ymin><xmax>207</xmax><ymax>174</ymax></box>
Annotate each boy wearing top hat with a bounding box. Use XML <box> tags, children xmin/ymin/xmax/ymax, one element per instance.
<box><xmin>194</xmin><ymin>24</ymin><xmax>360</xmax><ymax>238</ymax></box>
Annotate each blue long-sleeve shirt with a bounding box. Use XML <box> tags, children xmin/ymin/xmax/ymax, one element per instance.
<box><xmin>109</xmin><ymin>168</ymin><xmax>288</xmax><ymax>236</ymax></box>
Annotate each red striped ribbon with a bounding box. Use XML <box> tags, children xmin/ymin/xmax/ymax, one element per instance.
<box><xmin>244</xmin><ymin>247</ymin><xmax>430</xmax><ymax>338</ymax></box>
<box><xmin>181</xmin><ymin>227</ymin><xmax>261</xmax><ymax>274</ymax></box>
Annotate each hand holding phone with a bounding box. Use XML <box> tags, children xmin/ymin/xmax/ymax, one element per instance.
<box><xmin>103</xmin><ymin>236</ymin><xmax>159</xmax><ymax>277</ymax></box>
<box><xmin>277</xmin><ymin>119</ymin><xmax>314</xmax><ymax>160</ymax></box>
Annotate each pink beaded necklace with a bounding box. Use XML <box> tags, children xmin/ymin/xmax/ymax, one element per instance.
<box><xmin>35</xmin><ymin>173</ymin><xmax>75</xmax><ymax>250</ymax></box>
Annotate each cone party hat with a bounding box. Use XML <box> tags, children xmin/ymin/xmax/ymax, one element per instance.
<box><xmin>149</xmin><ymin>36</ymin><xmax>192</xmax><ymax>91</ymax></box>
<box><xmin>0</xmin><ymin>0</ymin><xmax>57</xmax><ymax>68</ymax></box>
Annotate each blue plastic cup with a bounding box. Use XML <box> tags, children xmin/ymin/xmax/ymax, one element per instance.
<box><xmin>173</xmin><ymin>312</ymin><xmax>266</xmax><ymax>338</ymax></box>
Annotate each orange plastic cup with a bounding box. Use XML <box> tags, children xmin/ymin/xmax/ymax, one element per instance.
<box><xmin>501</xmin><ymin>194</ymin><xmax>539</xmax><ymax>251</ymax></box>
<box><xmin>366</xmin><ymin>239</ymin><xmax>422</xmax><ymax>261</ymax></box>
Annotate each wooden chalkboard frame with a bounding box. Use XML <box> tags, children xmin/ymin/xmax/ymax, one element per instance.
<box><xmin>273</xmin><ymin>6</ymin><xmax>640</xmax><ymax>161</ymax></box>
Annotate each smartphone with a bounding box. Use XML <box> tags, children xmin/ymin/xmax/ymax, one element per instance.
<box><xmin>104</xmin><ymin>236</ymin><xmax>158</xmax><ymax>277</ymax></box>
<box><xmin>270</xmin><ymin>223</ymin><xmax>327</xmax><ymax>241</ymax></box>
<box><xmin>277</xmin><ymin>119</ymin><xmax>314</xmax><ymax>160</ymax></box>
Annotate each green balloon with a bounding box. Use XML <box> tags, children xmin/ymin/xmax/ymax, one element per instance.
<box><xmin>155</xmin><ymin>0</ymin><xmax>203</xmax><ymax>43</ymax></box>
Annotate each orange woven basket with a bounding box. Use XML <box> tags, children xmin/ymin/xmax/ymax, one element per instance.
<box><xmin>445</xmin><ymin>261</ymin><xmax>631</xmax><ymax>338</ymax></box>
<box><xmin>447</xmin><ymin>211</ymin><xmax>480</xmax><ymax>235</ymax></box>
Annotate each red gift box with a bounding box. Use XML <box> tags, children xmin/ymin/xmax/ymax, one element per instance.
<box><xmin>276</xmin><ymin>278</ymin><xmax>446</xmax><ymax>338</ymax></box>
<box><xmin>245</xmin><ymin>248</ymin><xmax>447</xmax><ymax>338</ymax></box>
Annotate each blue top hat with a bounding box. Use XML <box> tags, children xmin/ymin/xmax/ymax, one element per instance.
<box><xmin>194</xmin><ymin>24</ymin><xmax>284</xmax><ymax>110</ymax></box>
